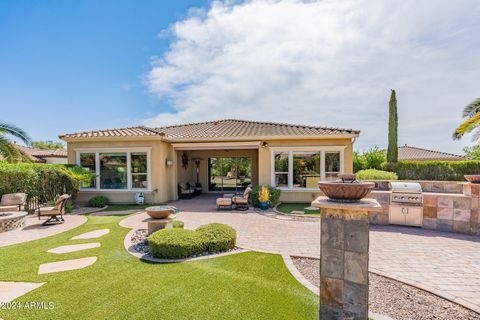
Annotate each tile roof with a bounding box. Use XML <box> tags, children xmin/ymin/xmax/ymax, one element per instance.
<box><xmin>0</xmin><ymin>145</ymin><xmax>67</xmax><ymax>163</ymax></box>
<box><xmin>398</xmin><ymin>145</ymin><xmax>466</xmax><ymax>161</ymax></box>
<box><xmin>60</xmin><ymin>119</ymin><xmax>359</xmax><ymax>140</ymax></box>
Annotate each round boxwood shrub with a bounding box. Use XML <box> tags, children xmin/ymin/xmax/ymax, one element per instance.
<box><xmin>172</xmin><ymin>220</ymin><xmax>184</xmax><ymax>228</ymax></box>
<box><xmin>148</xmin><ymin>229</ymin><xmax>204</xmax><ymax>259</ymax></box>
<box><xmin>88</xmin><ymin>196</ymin><xmax>109</xmax><ymax>207</ymax></box>
<box><xmin>196</xmin><ymin>223</ymin><xmax>236</xmax><ymax>252</ymax></box>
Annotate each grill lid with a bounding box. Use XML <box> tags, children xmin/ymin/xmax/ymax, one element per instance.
<box><xmin>389</xmin><ymin>182</ymin><xmax>422</xmax><ymax>194</ymax></box>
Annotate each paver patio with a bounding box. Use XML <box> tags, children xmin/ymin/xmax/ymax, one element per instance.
<box><xmin>0</xmin><ymin>215</ymin><xmax>87</xmax><ymax>248</ymax></box>
<box><xmin>121</xmin><ymin>208</ymin><xmax>480</xmax><ymax>313</ymax></box>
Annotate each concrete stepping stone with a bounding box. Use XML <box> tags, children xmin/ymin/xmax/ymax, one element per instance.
<box><xmin>0</xmin><ymin>281</ymin><xmax>45</xmax><ymax>303</ymax></box>
<box><xmin>71</xmin><ymin>229</ymin><xmax>109</xmax><ymax>240</ymax></box>
<box><xmin>304</xmin><ymin>206</ymin><xmax>320</xmax><ymax>211</ymax></box>
<box><xmin>38</xmin><ymin>257</ymin><xmax>97</xmax><ymax>274</ymax></box>
<box><xmin>291</xmin><ymin>210</ymin><xmax>305</xmax><ymax>214</ymax></box>
<box><xmin>47</xmin><ymin>242</ymin><xmax>100</xmax><ymax>254</ymax></box>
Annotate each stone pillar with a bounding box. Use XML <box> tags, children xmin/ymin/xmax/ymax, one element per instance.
<box><xmin>311</xmin><ymin>197</ymin><xmax>381</xmax><ymax>320</ymax></box>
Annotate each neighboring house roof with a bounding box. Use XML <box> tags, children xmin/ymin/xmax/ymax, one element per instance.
<box><xmin>3</xmin><ymin>145</ymin><xmax>68</xmax><ymax>163</ymax></box>
<box><xmin>59</xmin><ymin>119</ymin><xmax>360</xmax><ymax>141</ymax></box>
<box><xmin>398</xmin><ymin>145</ymin><xmax>466</xmax><ymax>161</ymax></box>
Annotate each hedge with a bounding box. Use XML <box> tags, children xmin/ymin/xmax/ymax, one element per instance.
<box><xmin>383</xmin><ymin>161</ymin><xmax>480</xmax><ymax>181</ymax></box>
<box><xmin>0</xmin><ymin>162</ymin><xmax>93</xmax><ymax>210</ymax></box>
<box><xmin>356</xmin><ymin>169</ymin><xmax>398</xmax><ymax>181</ymax></box>
<box><xmin>196</xmin><ymin>223</ymin><xmax>236</xmax><ymax>252</ymax></box>
<box><xmin>251</xmin><ymin>185</ymin><xmax>281</xmax><ymax>208</ymax></box>
<box><xmin>148</xmin><ymin>223</ymin><xmax>236</xmax><ymax>259</ymax></box>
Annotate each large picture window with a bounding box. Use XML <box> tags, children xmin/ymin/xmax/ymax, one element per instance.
<box><xmin>271</xmin><ymin>148</ymin><xmax>343</xmax><ymax>189</ymax></box>
<box><xmin>77</xmin><ymin>149</ymin><xmax>150</xmax><ymax>191</ymax></box>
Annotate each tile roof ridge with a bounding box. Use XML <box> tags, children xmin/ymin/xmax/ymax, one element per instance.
<box><xmin>400</xmin><ymin>145</ymin><xmax>465</xmax><ymax>158</ymax></box>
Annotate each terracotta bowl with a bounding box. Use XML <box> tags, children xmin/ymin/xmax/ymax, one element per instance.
<box><xmin>145</xmin><ymin>206</ymin><xmax>174</xmax><ymax>219</ymax></box>
<box><xmin>465</xmin><ymin>175</ymin><xmax>480</xmax><ymax>184</ymax></box>
<box><xmin>318</xmin><ymin>181</ymin><xmax>375</xmax><ymax>202</ymax></box>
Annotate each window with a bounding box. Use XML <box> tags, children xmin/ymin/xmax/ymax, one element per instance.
<box><xmin>131</xmin><ymin>152</ymin><xmax>148</xmax><ymax>189</ymax></box>
<box><xmin>271</xmin><ymin>148</ymin><xmax>344</xmax><ymax>189</ymax></box>
<box><xmin>325</xmin><ymin>151</ymin><xmax>341</xmax><ymax>181</ymax></box>
<box><xmin>77</xmin><ymin>149</ymin><xmax>150</xmax><ymax>191</ymax></box>
<box><xmin>293</xmin><ymin>152</ymin><xmax>320</xmax><ymax>188</ymax></box>
<box><xmin>79</xmin><ymin>153</ymin><xmax>96</xmax><ymax>188</ymax></box>
<box><xmin>100</xmin><ymin>153</ymin><xmax>127</xmax><ymax>189</ymax></box>
<box><xmin>274</xmin><ymin>152</ymin><xmax>289</xmax><ymax>188</ymax></box>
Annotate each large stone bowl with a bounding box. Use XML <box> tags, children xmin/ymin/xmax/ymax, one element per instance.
<box><xmin>465</xmin><ymin>175</ymin><xmax>480</xmax><ymax>184</ymax></box>
<box><xmin>318</xmin><ymin>181</ymin><xmax>375</xmax><ymax>203</ymax></box>
<box><xmin>145</xmin><ymin>206</ymin><xmax>175</xmax><ymax>219</ymax></box>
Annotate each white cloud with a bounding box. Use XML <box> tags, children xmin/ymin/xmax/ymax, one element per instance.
<box><xmin>144</xmin><ymin>0</ymin><xmax>480</xmax><ymax>153</ymax></box>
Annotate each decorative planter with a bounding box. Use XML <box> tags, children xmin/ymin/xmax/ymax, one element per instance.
<box><xmin>145</xmin><ymin>206</ymin><xmax>175</xmax><ymax>219</ymax></box>
<box><xmin>260</xmin><ymin>201</ymin><xmax>270</xmax><ymax>210</ymax></box>
<box><xmin>318</xmin><ymin>181</ymin><xmax>375</xmax><ymax>203</ymax></box>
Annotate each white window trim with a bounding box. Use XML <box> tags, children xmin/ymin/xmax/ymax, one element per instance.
<box><xmin>76</xmin><ymin>148</ymin><xmax>152</xmax><ymax>192</ymax></box>
<box><xmin>270</xmin><ymin>146</ymin><xmax>345</xmax><ymax>191</ymax></box>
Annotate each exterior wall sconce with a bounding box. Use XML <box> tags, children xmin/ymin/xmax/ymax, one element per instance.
<box><xmin>262</xmin><ymin>141</ymin><xmax>269</xmax><ymax>148</ymax></box>
<box><xmin>166</xmin><ymin>159</ymin><xmax>174</xmax><ymax>166</ymax></box>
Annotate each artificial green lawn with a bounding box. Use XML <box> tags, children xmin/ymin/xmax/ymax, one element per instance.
<box><xmin>276</xmin><ymin>203</ymin><xmax>320</xmax><ymax>216</ymax></box>
<box><xmin>0</xmin><ymin>215</ymin><xmax>319</xmax><ymax>319</ymax></box>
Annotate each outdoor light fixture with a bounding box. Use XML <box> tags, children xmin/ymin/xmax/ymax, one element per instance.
<box><xmin>166</xmin><ymin>159</ymin><xmax>174</xmax><ymax>166</ymax></box>
<box><xmin>262</xmin><ymin>141</ymin><xmax>269</xmax><ymax>148</ymax></box>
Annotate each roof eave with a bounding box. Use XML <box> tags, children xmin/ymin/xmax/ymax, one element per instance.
<box><xmin>59</xmin><ymin>135</ymin><xmax>165</xmax><ymax>143</ymax></box>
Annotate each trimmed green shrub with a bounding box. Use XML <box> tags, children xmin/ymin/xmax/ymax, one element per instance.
<box><xmin>353</xmin><ymin>147</ymin><xmax>386</xmax><ymax>172</ymax></box>
<box><xmin>251</xmin><ymin>185</ymin><xmax>281</xmax><ymax>208</ymax></box>
<box><xmin>0</xmin><ymin>162</ymin><xmax>93</xmax><ymax>210</ymax></box>
<box><xmin>383</xmin><ymin>160</ymin><xmax>480</xmax><ymax>181</ymax></box>
<box><xmin>148</xmin><ymin>229</ymin><xmax>204</xmax><ymax>259</ymax></box>
<box><xmin>196</xmin><ymin>223</ymin><xmax>236</xmax><ymax>252</ymax></box>
<box><xmin>356</xmin><ymin>169</ymin><xmax>398</xmax><ymax>181</ymax></box>
<box><xmin>88</xmin><ymin>196</ymin><xmax>109</xmax><ymax>208</ymax></box>
<box><xmin>172</xmin><ymin>220</ymin><xmax>184</xmax><ymax>229</ymax></box>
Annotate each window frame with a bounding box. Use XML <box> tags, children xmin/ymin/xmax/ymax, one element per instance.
<box><xmin>270</xmin><ymin>146</ymin><xmax>345</xmax><ymax>190</ymax></box>
<box><xmin>75</xmin><ymin>148</ymin><xmax>152</xmax><ymax>192</ymax></box>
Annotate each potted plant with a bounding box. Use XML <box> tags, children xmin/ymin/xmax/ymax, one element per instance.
<box><xmin>259</xmin><ymin>185</ymin><xmax>270</xmax><ymax>210</ymax></box>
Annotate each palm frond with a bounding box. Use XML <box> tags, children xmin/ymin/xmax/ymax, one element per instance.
<box><xmin>462</xmin><ymin>97</ymin><xmax>480</xmax><ymax>118</ymax></box>
<box><xmin>0</xmin><ymin>122</ymin><xmax>32</xmax><ymax>145</ymax></box>
<box><xmin>0</xmin><ymin>136</ymin><xmax>31</xmax><ymax>163</ymax></box>
<box><xmin>453</xmin><ymin>112</ymin><xmax>480</xmax><ymax>140</ymax></box>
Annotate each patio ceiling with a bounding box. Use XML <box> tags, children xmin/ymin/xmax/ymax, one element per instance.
<box><xmin>171</xmin><ymin>141</ymin><xmax>262</xmax><ymax>150</ymax></box>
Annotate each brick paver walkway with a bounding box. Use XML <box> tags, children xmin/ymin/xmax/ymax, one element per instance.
<box><xmin>121</xmin><ymin>208</ymin><xmax>480</xmax><ymax>313</ymax></box>
<box><xmin>0</xmin><ymin>215</ymin><xmax>87</xmax><ymax>248</ymax></box>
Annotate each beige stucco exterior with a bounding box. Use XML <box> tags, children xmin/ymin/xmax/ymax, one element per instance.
<box><xmin>66</xmin><ymin>136</ymin><xmax>354</xmax><ymax>204</ymax></box>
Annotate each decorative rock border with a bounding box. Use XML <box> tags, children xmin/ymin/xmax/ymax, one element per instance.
<box><xmin>123</xmin><ymin>228</ymin><xmax>248</xmax><ymax>263</ymax></box>
<box><xmin>0</xmin><ymin>211</ymin><xmax>27</xmax><ymax>233</ymax></box>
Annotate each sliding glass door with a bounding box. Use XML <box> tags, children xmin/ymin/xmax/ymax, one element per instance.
<box><xmin>208</xmin><ymin>157</ymin><xmax>252</xmax><ymax>192</ymax></box>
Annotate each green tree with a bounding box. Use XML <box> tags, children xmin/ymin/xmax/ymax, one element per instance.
<box><xmin>32</xmin><ymin>140</ymin><xmax>65</xmax><ymax>150</ymax></box>
<box><xmin>453</xmin><ymin>97</ymin><xmax>480</xmax><ymax>141</ymax></box>
<box><xmin>0</xmin><ymin>122</ymin><xmax>32</xmax><ymax>163</ymax></box>
<box><xmin>353</xmin><ymin>147</ymin><xmax>386</xmax><ymax>172</ymax></box>
<box><xmin>463</xmin><ymin>145</ymin><xmax>480</xmax><ymax>160</ymax></box>
<box><xmin>387</xmin><ymin>89</ymin><xmax>398</xmax><ymax>162</ymax></box>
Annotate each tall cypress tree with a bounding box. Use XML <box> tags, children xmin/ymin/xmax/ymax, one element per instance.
<box><xmin>387</xmin><ymin>89</ymin><xmax>398</xmax><ymax>163</ymax></box>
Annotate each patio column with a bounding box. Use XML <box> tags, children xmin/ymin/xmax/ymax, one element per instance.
<box><xmin>311</xmin><ymin>197</ymin><xmax>381</xmax><ymax>320</ymax></box>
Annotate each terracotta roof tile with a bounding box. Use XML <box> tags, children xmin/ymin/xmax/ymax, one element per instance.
<box><xmin>398</xmin><ymin>145</ymin><xmax>466</xmax><ymax>161</ymax></box>
<box><xmin>60</xmin><ymin>119</ymin><xmax>359</xmax><ymax>140</ymax></box>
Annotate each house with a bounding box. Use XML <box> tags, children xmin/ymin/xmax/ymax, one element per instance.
<box><xmin>398</xmin><ymin>145</ymin><xmax>466</xmax><ymax>162</ymax></box>
<box><xmin>0</xmin><ymin>144</ymin><xmax>67</xmax><ymax>164</ymax></box>
<box><xmin>59</xmin><ymin>119</ymin><xmax>359</xmax><ymax>203</ymax></box>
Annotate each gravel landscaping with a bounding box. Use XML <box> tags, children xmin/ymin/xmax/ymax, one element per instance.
<box><xmin>291</xmin><ymin>257</ymin><xmax>480</xmax><ymax>320</ymax></box>
<box><xmin>130</xmin><ymin>229</ymin><xmax>241</xmax><ymax>259</ymax></box>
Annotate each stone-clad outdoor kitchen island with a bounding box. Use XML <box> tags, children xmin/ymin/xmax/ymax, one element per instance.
<box><xmin>312</xmin><ymin>197</ymin><xmax>382</xmax><ymax>320</ymax></box>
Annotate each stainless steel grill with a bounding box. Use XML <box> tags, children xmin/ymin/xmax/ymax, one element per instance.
<box><xmin>389</xmin><ymin>182</ymin><xmax>423</xmax><ymax>227</ymax></box>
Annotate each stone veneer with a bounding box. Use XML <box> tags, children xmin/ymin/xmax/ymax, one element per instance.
<box><xmin>0</xmin><ymin>212</ymin><xmax>27</xmax><ymax>233</ymax></box>
<box><xmin>312</xmin><ymin>197</ymin><xmax>381</xmax><ymax>320</ymax></box>
<box><xmin>369</xmin><ymin>182</ymin><xmax>480</xmax><ymax>235</ymax></box>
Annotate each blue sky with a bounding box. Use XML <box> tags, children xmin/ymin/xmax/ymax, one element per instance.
<box><xmin>1</xmin><ymin>0</ymin><xmax>480</xmax><ymax>154</ymax></box>
<box><xmin>0</xmin><ymin>0</ymin><xmax>207</xmax><ymax>140</ymax></box>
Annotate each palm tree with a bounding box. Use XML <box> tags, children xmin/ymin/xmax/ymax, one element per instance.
<box><xmin>453</xmin><ymin>97</ymin><xmax>480</xmax><ymax>141</ymax></box>
<box><xmin>0</xmin><ymin>121</ymin><xmax>32</xmax><ymax>162</ymax></box>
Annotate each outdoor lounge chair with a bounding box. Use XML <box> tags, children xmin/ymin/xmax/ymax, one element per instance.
<box><xmin>232</xmin><ymin>186</ymin><xmax>253</xmax><ymax>211</ymax></box>
<box><xmin>178</xmin><ymin>182</ymin><xmax>195</xmax><ymax>199</ymax></box>
<box><xmin>38</xmin><ymin>194</ymin><xmax>70</xmax><ymax>226</ymax></box>
<box><xmin>0</xmin><ymin>193</ymin><xmax>26</xmax><ymax>212</ymax></box>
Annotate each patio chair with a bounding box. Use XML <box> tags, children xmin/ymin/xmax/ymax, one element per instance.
<box><xmin>37</xmin><ymin>194</ymin><xmax>70</xmax><ymax>226</ymax></box>
<box><xmin>178</xmin><ymin>182</ymin><xmax>194</xmax><ymax>199</ymax></box>
<box><xmin>233</xmin><ymin>186</ymin><xmax>253</xmax><ymax>211</ymax></box>
<box><xmin>0</xmin><ymin>193</ymin><xmax>26</xmax><ymax>212</ymax></box>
